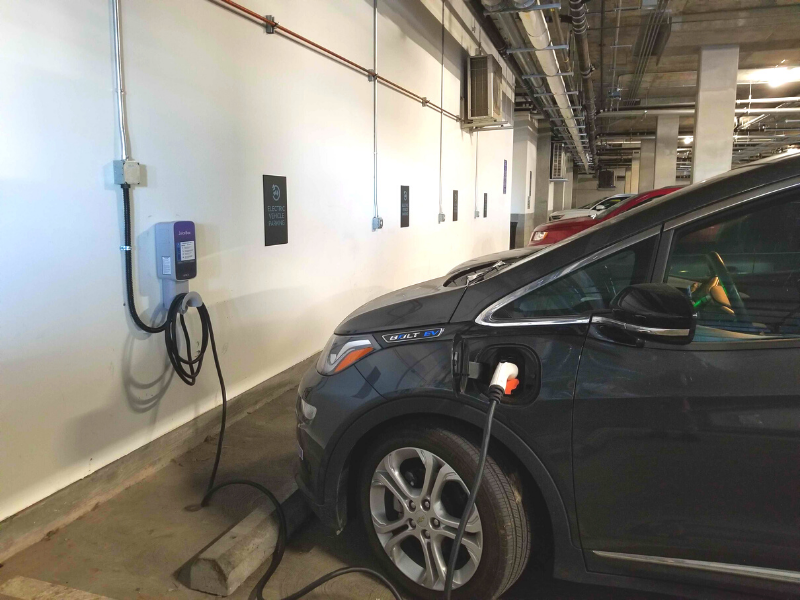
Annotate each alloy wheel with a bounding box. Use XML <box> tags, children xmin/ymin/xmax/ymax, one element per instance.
<box><xmin>368</xmin><ymin>447</ymin><xmax>483</xmax><ymax>591</ymax></box>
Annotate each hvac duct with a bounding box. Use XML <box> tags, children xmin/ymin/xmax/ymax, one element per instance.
<box><xmin>482</xmin><ymin>0</ymin><xmax>591</xmax><ymax>171</ymax></box>
<box><xmin>568</xmin><ymin>0</ymin><xmax>598</xmax><ymax>159</ymax></box>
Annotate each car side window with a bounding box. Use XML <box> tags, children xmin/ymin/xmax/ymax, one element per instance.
<box><xmin>664</xmin><ymin>193</ymin><xmax>800</xmax><ymax>342</ymax></box>
<box><xmin>492</xmin><ymin>237</ymin><xmax>657</xmax><ymax>321</ymax></box>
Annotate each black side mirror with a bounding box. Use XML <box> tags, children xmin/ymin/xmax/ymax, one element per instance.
<box><xmin>593</xmin><ymin>283</ymin><xmax>697</xmax><ymax>345</ymax></box>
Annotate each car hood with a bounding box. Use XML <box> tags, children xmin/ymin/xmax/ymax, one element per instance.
<box><xmin>334</xmin><ymin>276</ymin><xmax>466</xmax><ymax>335</ymax></box>
<box><xmin>537</xmin><ymin>215</ymin><xmax>595</xmax><ymax>231</ymax></box>
<box><xmin>550</xmin><ymin>208</ymin><xmax>594</xmax><ymax>218</ymax></box>
<box><xmin>446</xmin><ymin>246</ymin><xmax>544</xmax><ymax>275</ymax></box>
<box><xmin>335</xmin><ymin>247</ymin><xmax>545</xmax><ymax>335</ymax></box>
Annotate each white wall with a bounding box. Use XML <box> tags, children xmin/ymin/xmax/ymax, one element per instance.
<box><xmin>0</xmin><ymin>0</ymin><xmax>513</xmax><ymax>521</ymax></box>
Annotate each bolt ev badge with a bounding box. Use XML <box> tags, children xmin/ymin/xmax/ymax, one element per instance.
<box><xmin>382</xmin><ymin>328</ymin><xmax>444</xmax><ymax>343</ymax></box>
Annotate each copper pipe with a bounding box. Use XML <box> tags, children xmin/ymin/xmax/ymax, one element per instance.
<box><xmin>214</xmin><ymin>0</ymin><xmax>461</xmax><ymax>122</ymax></box>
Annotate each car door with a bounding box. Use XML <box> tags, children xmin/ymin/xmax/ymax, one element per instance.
<box><xmin>462</xmin><ymin>229</ymin><xmax>661</xmax><ymax>548</ymax></box>
<box><xmin>573</xmin><ymin>188</ymin><xmax>800</xmax><ymax>594</ymax></box>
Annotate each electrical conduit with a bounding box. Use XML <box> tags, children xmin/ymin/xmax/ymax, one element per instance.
<box><xmin>482</xmin><ymin>0</ymin><xmax>590</xmax><ymax>170</ymax></box>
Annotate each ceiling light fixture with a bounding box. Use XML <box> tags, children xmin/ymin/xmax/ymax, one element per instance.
<box><xmin>738</xmin><ymin>67</ymin><xmax>800</xmax><ymax>88</ymax></box>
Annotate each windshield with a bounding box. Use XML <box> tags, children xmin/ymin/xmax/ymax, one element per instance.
<box><xmin>591</xmin><ymin>196</ymin><xmax>626</xmax><ymax>211</ymax></box>
<box><xmin>595</xmin><ymin>194</ymin><xmax>640</xmax><ymax>219</ymax></box>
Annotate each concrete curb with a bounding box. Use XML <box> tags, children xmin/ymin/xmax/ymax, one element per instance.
<box><xmin>187</xmin><ymin>481</ymin><xmax>312</xmax><ymax>596</ymax></box>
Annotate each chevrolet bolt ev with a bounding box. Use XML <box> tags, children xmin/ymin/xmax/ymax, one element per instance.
<box><xmin>296</xmin><ymin>154</ymin><xmax>800</xmax><ymax>600</ymax></box>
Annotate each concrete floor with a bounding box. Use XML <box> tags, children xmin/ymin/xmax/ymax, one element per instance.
<box><xmin>0</xmin><ymin>389</ymin><xmax>674</xmax><ymax>600</ymax></box>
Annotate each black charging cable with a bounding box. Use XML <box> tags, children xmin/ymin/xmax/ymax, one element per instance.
<box><xmin>121</xmin><ymin>183</ymin><xmax>166</xmax><ymax>335</ymax></box>
<box><xmin>120</xmin><ymin>183</ymin><xmax>401</xmax><ymax>598</ymax></box>
<box><xmin>443</xmin><ymin>384</ymin><xmax>502</xmax><ymax>600</ymax></box>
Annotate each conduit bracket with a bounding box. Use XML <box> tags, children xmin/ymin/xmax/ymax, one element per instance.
<box><xmin>421</xmin><ymin>97</ymin><xmax>429</xmax><ymax>107</ymax></box>
<box><xmin>264</xmin><ymin>15</ymin><xmax>276</xmax><ymax>34</ymax></box>
<box><xmin>485</xmin><ymin>2</ymin><xmax>561</xmax><ymax>14</ymax></box>
<box><xmin>367</xmin><ymin>69</ymin><xmax>377</xmax><ymax>82</ymax></box>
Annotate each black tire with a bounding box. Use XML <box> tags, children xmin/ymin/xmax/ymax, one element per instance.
<box><xmin>358</xmin><ymin>424</ymin><xmax>531</xmax><ymax>600</ymax></box>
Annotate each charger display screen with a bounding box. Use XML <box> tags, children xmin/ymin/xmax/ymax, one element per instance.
<box><xmin>173</xmin><ymin>221</ymin><xmax>196</xmax><ymax>280</ymax></box>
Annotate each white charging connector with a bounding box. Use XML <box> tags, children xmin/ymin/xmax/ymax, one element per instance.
<box><xmin>489</xmin><ymin>361</ymin><xmax>519</xmax><ymax>391</ymax></box>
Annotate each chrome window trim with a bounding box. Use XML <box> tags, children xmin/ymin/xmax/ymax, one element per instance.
<box><xmin>593</xmin><ymin>550</ymin><xmax>800</xmax><ymax>584</ymax></box>
<box><xmin>664</xmin><ymin>178</ymin><xmax>800</xmax><ymax>231</ymax></box>
<box><xmin>477</xmin><ymin>315</ymin><xmax>592</xmax><ymax>328</ymax></box>
<box><xmin>591</xmin><ymin>315</ymin><xmax>690</xmax><ymax>337</ymax></box>
<box><xmin>476</xmin><ymin>227</ymin><xmax>661</xmax><ymax>328</ymax></box>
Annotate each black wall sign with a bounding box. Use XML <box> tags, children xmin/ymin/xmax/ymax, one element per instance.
<box><xmin>483</xmin><ymin>193</ymin><xmax>488</xmax><ymax>218</ymax></box>
<box><xmin>400</xmin><ymin>185</ymin><xmax>410</xmax><ymax>228</ymax></box>
<box><xmin>263</xmin><ymin>175</ymin><xmax>288</xmax><ymax>246</ymax></box>
<box><xmin>452</xmin><ymin>190</ymin><xmax>458</xmax><ymax>222</ymax></box>
<box><xmin>503</xmin><ymin>159</ymin><xmax>508</xmax><ymax>194</ymax></box>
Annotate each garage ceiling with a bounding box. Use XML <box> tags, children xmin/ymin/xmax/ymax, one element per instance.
<box><xmin>591</xmin><ymin>0</ymin><xmax>800</xmax><ymax>167</ymax></box>
<box><xmin>493</xmin><ymin>0</ymin><xmax>800</xmax><ymax>171</ymax></box>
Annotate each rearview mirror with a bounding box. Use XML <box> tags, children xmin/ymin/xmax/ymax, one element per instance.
<box><xmin>593</xmin><ymin>283</ymin><xmax>696</xmax><ymax>345</ymax></box>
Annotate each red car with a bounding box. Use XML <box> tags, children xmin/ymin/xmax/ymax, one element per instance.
<box><xmin>528</xmin><ymin>186</ymin><xmax>680</xmax><ymax>247</ymax></box>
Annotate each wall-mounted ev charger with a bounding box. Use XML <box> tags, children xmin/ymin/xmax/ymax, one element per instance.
<box><xmin>155</xmin><ymin>221</ymin><xmax>197</xmax><ymax>310</ymax></box>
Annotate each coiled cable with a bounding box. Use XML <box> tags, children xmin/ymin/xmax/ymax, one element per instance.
<box><xmin>120</xmin><ymin>183</ymin><xmax>400</xmax><ymax>598</ymax></box>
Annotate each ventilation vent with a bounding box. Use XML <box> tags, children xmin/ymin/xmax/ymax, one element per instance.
<box><xmin>598</xmin><ymin>169</ymin><xmax>616</xmax><ymax>189</ymax></box>
<box><xmin>550</xmin><ymin>142</ymin><xmax>566</xmax><ymax>180</ymax></box>
<box><xmin>468</xmin><ymin>54</ymin><xmax>504</xmax><ymax>125</ymax></box>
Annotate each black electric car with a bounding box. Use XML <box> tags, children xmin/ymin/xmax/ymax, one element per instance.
<box><xmin>296</xmin><ymin>154</ymin><xmax>800</xmax><ymax>600</ymax></box>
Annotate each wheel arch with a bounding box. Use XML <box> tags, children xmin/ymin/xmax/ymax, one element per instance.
<box><xmin>322</xmin><ymin>396</ymin><xmax>583</xmax><ymax>578</ymax></box>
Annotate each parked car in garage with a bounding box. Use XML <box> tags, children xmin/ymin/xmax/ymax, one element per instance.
<box><xmin>528</xmin><ymin>186</ymin><xmax>680</xmax><ymax>247</ymax></box>
<box><xmin>547</xmin><ymin>193</ymin><xmax>632</xmax><ymax>221</ymax></box>
<box><xmin>296</xmin><ymin>154</ymin><xmax>800</xmax><ymax>600</ymax></box>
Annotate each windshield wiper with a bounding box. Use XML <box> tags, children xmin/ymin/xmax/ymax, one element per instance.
<box><xmin>466</xmin><ymin>261</ymin><xmax>506</xmax><ymax>285</ymax></box>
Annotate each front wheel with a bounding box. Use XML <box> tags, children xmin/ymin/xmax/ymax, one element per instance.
<box><xmin>358</xmin><ymin>424</ymin><xmax>531</xmax><ymax>600</ymax></box>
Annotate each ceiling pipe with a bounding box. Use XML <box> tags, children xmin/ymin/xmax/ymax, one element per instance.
<box><xmin>736</xmin><ymin>97</ymin><xmax>800</xmax><ymax>104</ymax></box>
<box><xmin>478</xmin><ymin>0</ymin><xmax>582</xmax><ymax>163</ymax></box>
<box><xmin>484</xmin><ymin>0</ymin><xmax>590</xmax><ymax>170</ymax></box>
<box><xmin>568</xmin><ymin>0</ymin><xmax>598</xmax><ymax>161</ymax></box>
<box><xmin>614</xmin><ymin>98</ymin><xmax>800</xmax><ymax>111</ymax></box>
<box><xmin>598</xmin><ymin>107</ymin><xmax>800</xmax><ymax>117</ymax></box>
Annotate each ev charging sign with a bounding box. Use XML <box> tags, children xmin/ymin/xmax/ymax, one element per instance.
<box><xmin>263</xmin><ymin>175</ymin><xmax>288</xmax><ymax>246</ymax></box>
<box><xmin>382</xmin><ymin>328</ymin><xmax>444</xmax><ymax>343</ymax></box>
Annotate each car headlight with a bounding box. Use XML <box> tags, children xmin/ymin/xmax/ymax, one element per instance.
<box><xmin>532</xmin><ymin>231</ymin><xmax>548</xmax><ymax>241</ymax></box>
<box><xmin>316</xmin><ymin>334</ymin><xmax>380</xmax><ymax>375</ymax></box>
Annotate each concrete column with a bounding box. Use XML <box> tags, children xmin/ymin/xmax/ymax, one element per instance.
<box><xmin>552</xmin><ymin>181</ymin><xmax>565</xmax><ymax>211</ymax></box>
<box><xmin>624</xmin><ymin>169</ymin><xmax>632</xmax><ymax>193</ymax></box>
<box><xmin>534</xmin><ymin>125</ymin><xmax>551</xmax><ymax>227</ymax></box>
<box><xmin>692</xmin><ymin>45</ymin><xmax>739</xmax><ymax>183</ymax></box>
<box><xmin>639</xmin><ymin>139</ymin><xmax>655</xmax><ymax>192</ymax></box>
<box><xmin>654</xmin><ymin>115</ymin><xmax>679</xmax><ymax>188</ymax></box>
<box><xmin>630</xmin><ymin>153</ymin><xmax>640</xmax><ymax>194</ymax></box>
<box><xmin>510</xmin><ymin>115</ymin><xmax>539</xmax><ymax>248</ymax></box>
<box><xmin>564</xmin><ymin>157</ymin><xmax>574</xmax><ymax>208</ymax></box>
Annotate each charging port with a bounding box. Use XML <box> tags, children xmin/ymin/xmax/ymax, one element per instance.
<box><xmin>461</xmin><ymin>344</ymin><xmax>541</xmax><ymax>405</ymax></box>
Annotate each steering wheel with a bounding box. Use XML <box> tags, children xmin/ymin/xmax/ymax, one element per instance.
<box><xmin>701</xmin><ymin>252</ymin><xmax>750</xmax><ymax>323</ymax></box>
